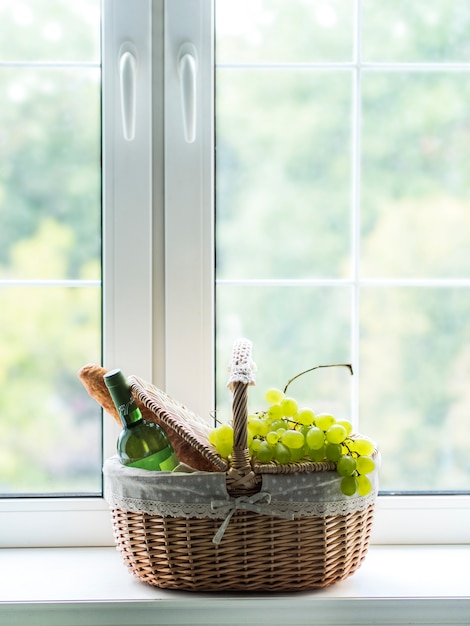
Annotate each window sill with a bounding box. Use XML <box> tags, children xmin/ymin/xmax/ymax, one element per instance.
<box><xmin>1</xmin><ymin>545</ymin><xmax>469</xmax><ymax>625</ymax></box>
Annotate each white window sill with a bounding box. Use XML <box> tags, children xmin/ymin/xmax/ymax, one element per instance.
<box><xmin>0</xmin><ymin>545</ymin><xmax>469</xmax><ymax>625</ymax></box>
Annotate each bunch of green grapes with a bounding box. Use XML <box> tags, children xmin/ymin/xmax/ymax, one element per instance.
<box><xmin>209</xmin><ymin>387</ymin><xmax>376</xmax><ymax>497</ymax></box>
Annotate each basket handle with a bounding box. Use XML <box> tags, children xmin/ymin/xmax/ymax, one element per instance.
<box><xmin>226</xmin><ymin>339</ymin><xmax>260</xmax><ymax>496</ymax></box>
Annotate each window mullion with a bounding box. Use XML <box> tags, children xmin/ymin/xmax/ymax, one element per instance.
<box><xmin>102</xmin><ymin>0</ymin><xmax>154</xmax><ymax>381</ymax></box>
<box><xmin>351</xmin><ymin>0</ymin><xmax>362</xmax><ymax>432</ymax></box>
<box><xmin>164</xmin><ymin>0</ymin><xmax>214</xmax><ymax>419</ymax></box>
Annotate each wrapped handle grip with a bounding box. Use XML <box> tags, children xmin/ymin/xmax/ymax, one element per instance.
<box><xmin>227</xmin><ymin>338</ymin><xmax>256</xmax><ymax>390</ymax></box>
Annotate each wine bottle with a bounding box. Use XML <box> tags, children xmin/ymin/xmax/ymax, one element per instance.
<box><xmin>104</xmin><ymin>369</ymin><xmax>178</xmax><ymax>471</ymax></box>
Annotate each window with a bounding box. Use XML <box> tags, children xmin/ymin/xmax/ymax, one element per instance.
<box><xmin>2</xmin><ymin>0</ymin><xmax>470</xmax><ymax>548</ymax></box>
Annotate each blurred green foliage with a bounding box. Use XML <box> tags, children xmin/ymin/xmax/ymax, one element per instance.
<box><xmin>215</xmin><ymin>0</ymin><xmax>470</xmax><ymax>491</ymax></box>
<box><xmin>0</xmin><ymin>0</ymin><xmax>101</xmax><ymax>494</ymax></box>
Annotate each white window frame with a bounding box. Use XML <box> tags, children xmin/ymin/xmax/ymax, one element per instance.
<box><xmin>0</xmin><ymin>0</ymin><xmax>469</xmax><ymax>548</ymax></box>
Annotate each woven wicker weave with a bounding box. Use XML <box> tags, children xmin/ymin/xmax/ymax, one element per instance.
<box><xmin>106</xmin><ymin>339</ymin><xmax>378</xmax><ymax>591</ymax></box>
<box><xmin>111</xmin><ymin>505</ymin><xmax>375</xmax><ymax>591</ymax></box>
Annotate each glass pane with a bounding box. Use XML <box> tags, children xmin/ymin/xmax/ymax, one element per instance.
<box><xmin>216</xmin><ymin>0</ymin><xmax>354</xmax><ymax>64</ymax></box>
<box><xmin>360</xmin><ymin>287</ymin><xmax>470</xmax><ymax>492</ymax></box>
<box><xmin>362</xmin><ymin>0</ymin><xmax>470</xmax><ymax>62</ymax></box>
<box><xmin>216</xmin><ymin>285</ymin><xmax>351</xmax><ymax>419</ymax></box>
<box><xmin>0</xmin><ymin>286</ymin><xmax>101</xmax><ymax>495</ymax></box>
<box><xmin>0</xmin><ymin>2</ymin><xmax>102</xmax><ymax>497</ymax></box>
<box><xmin>0</xmin><ymin>0</ymin><xmax>100</xmax><ymax>63</ymax></box>
<box><xmin>361</xmin><ymin>72</ymin><xmax>470</xmax><ymax>278</ymax></box>
<box><xmin>0</xmin><ymin>68</ymin><xmax>101</xmax><ymax>277</ymax></box>
<box><xmin>216</xmin><ymin>69</ymin><xmax>351</xmax><ymax>280</ymax></box>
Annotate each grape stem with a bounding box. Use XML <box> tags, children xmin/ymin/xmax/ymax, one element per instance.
<box><xmin>283</xmin><ymin>363</ymin><xmax>353</xmax><ymax>394</ymax></box>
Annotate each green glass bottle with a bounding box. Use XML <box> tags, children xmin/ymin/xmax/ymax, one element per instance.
<box><xmin>104</xmin><ymin>369</ymin><xmax>178</xmax><ymax>471</ymax></box>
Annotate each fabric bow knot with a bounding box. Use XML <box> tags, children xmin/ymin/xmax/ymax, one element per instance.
<box><xmin>210</xmin><ymin>492</ymin><xmax>294</xmax><ymax>544</ymax></box>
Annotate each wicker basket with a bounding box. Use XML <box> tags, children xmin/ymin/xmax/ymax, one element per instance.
<box><xmin>103</xmin><ymin>339</ymin><xmax>378</xmax><ymax>591</ymax></box>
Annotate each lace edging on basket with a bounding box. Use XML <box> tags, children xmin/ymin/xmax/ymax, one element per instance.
<box><xmin>106</xmin><ymin>490</ymin><xmax>376</xmax><ymax>519</ymax></box>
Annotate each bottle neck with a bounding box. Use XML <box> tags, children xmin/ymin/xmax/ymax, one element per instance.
<box><xmin>104</xmin><ymin>370</ymin><xmax>143</xmax><ymax>428</ymax></box>
<box><xmin>115</xmin><ymin>395</ymin><xmax>143</xmax><ymax>428</ymax></box>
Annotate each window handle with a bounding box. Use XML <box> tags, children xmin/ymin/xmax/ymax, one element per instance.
<box><xmin>119</xmin><ymin>44</ymin><xmax>137</xmax><ymax>141</ymax></box>
<box><xmin>178</xmin><ymin>43</ymin><xmax>198</xmax><ymax>143</ymax></box>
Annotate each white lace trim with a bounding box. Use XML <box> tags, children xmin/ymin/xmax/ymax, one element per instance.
<box><xmin>106</xmin><ymin>490</ymin><xmax>376</xmax><ymax>520</ymax></box>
